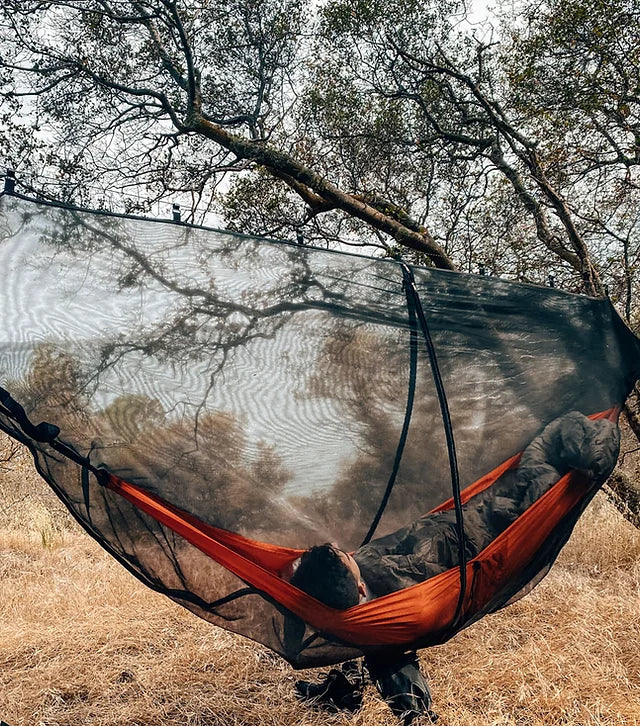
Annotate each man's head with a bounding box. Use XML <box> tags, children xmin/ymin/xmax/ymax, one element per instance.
<box><xmin>290</xmin><ymin>543</ymin><xmax>366</xmax><ymax>609</ymax></box>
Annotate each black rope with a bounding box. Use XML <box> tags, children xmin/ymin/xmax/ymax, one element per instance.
<box><xmin>400</xmin><ymin>264</ymin><xmax>468</xmax><ymax>627</ymax></box>
<box><xmin>360</xmin><ymin>264</ymin><xmax>419</xmax><ymax>546</ymax></box>
<box><xmin>0</xmin><ymin>386</ymin><xmax>60</xmax><ymax>442</ymax></box>
<box><xmin>0</xmin><ymin>384</ymin><xmax>108</xmax><ymax>483</ymax></box>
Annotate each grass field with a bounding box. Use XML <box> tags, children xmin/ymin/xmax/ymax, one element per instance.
<box><xmin>1</xmin><ymin>438</ymin><xmax>640</xmax><ymax>726</ymax></box>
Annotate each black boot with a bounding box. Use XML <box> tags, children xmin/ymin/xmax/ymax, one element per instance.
<box><xmin>365</xmin><ymin>651</ymin><xmax>437</xmax><ymax>725</ymax></box>
<box><xmin>295</xmin><ymin>664</ymin><xmax>364</xmax><ymax>713</ymax></box>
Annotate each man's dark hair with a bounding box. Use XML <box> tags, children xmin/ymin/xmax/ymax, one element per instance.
<box><xmin>290</xmin><ymin>543</ymin><xmax>360</xmax><ymax>609</ymax></box>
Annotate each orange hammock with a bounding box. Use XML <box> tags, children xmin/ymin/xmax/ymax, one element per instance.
<box><xmin>103</xmin><ymin>408</ymin><xmax>618</xmax><ymax>648</ymax></box>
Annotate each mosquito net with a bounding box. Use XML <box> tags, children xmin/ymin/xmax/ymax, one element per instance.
<box><xmin>1</xmin><ymin>192</ymin><xmax>639</xmax><ymax>667</ymax></box>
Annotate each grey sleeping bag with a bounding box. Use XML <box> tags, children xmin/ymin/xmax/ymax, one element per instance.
<box><xmin>354</xmin><ymin>412</ymin><xmax>620</xmax><ymax>597</ymax></box>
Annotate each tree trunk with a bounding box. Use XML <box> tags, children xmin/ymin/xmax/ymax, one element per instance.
<box><xmin>605</xmin><ymin>471</ymin><xmax>640</xmax><ymax>529</ymax></box>
<box><xmin>607</xmin><ymin>401</ymin><xmax>640</xmax><ymax>530</ymax></box>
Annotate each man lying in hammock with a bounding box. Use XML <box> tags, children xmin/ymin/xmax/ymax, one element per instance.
<box><xmin>288</xmin><ymin>411</ymin><xmax>620</xmax><ymax>724</ymax></box>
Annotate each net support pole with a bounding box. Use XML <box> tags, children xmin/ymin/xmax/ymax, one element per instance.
<box><xmin>401</xmin><ymin>264</ymin><xmax>468</xmax><ymax>627</ymax></box>
<box><xmin>360</xmin><ymin>264</ymin><xmax>419</xmax><ymax>546</ymax></box>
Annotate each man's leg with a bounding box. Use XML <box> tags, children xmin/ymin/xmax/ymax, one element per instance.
<box><xmin>365</xmin><ymin>651</ymin><xmax>437</xmax><ymax>724</ymax></box>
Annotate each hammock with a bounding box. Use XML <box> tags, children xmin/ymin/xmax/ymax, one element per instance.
<box><xmin>1</xmin><ymin>190</ymin><xmax>639</xmax><ymax>668</ymax></box>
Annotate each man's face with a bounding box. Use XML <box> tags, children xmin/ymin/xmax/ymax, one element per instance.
<box><xmin>330</xmin><ymin>544</ymin><xmax>367</xmax><ymax>600</ymax></box>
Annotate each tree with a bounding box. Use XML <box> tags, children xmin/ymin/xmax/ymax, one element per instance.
<box><xmin>1</xmin><ymin>0</ymin><xmax>640</xmax><ymax>524</ymax></box>
<box><xmin>2</xmin><ymin>0</ymin><xmax>638</xmax><ymax>294</ymax></box>
<box><xmin>501</xmin><ymin>0</ymin><xmax>640</xmax><ymax>503</ymax></box>
<box><xmin>504</xmin><ymin>0</ymin><xmax>640</xmax><ymax>309</ymax></box>
<box><xmin>0</xmin><ymin>0</ymin><xmax>455</xmax><ymax>266</ymax></box>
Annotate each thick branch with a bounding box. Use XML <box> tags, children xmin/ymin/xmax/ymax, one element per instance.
<box><xmin>266</xmin><ymin>167</ymin><xmax>335</xmax><ymax>214</ymax></box>
<box><xmin>488</xmin><ymin>144</ymin><xmax>582</xmax><ymax>269</ymax></box>
<box><xmin>193</xmin><ymin>118</ymin><xmax>456</xmax><ymax>268</ymax></box>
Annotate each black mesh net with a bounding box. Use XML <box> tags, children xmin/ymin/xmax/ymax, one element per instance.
<box><xmin>1</xmin><ymin>193</ymin><xmax>639</xmax><ymax>667</ymax></box>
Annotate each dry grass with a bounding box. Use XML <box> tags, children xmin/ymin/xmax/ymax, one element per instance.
<box><xmin>1</xmin><ymin>439</ymin><xmax>640</xmax><ymax>726</ymax></box>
